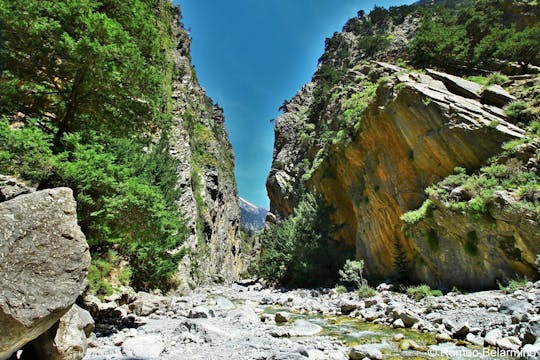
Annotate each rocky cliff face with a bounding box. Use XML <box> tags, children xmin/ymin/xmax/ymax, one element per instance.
<box><xmin>0</xmin><ymin>176</ymin><xmax>90</xmax><ymax>360</ymax></box>
<box><xmin>267</xmin><ymin>5</ymin><xmax>540</xmax><ymax>289</ymax></box>
<box><xmin>168</xmin><ymin>6</ymin><xmax>242</xmax><ymax>287</ymax></box>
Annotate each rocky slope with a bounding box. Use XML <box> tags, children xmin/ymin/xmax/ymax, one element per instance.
<box><xmin>168</xmin><ymin>6</ymin><xmax>242</xmax><ymax>287</ymax></box>
<box><xmin>0</xmin><ymin>176</ymin><xmax>91</xmax><ymax>360</ymax></box>
<box><xmin>239</xmin><ymin>197</ymin><xmax>268</xmax><ymax>234</ymax></box>
<box><xmin>266</xmin><ymin>3</ymin><xmax>540</xmax><ymax>289</ymax></box>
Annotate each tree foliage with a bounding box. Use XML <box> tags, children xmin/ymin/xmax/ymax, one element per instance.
<box><xmin>258</xmin><ymin>193</ymin><xmax>352</xmax><ymax>287</ymax></box>
<box><xmin>0</xmin><ymin>0</ymin><xmax>187</xmax><ymax>292</ymax></box>
<box><xmin>409</xmin><ymin>0</ymin><xmax>540</xmax><ymax>70</ymax></box>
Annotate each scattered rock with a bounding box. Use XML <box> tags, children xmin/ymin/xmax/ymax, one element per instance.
<box><xmin>189</xmin><ymin>306</ymin><xmax>215</xmax><ymax>319</ymax></box>
<box><xmin>496</xmin><ymin>336</ymin><xmax>521</xmax><ymax>351</ymax></box>
<box><xmin>485</xmin><ymin>328</ymin><xmax>503</xmax><ymax>346</ymax></box>
<box><xmin>480</xmin><ymin>85</ymin><xmax>516</xmax><ymax>107</ymax></box>
<box><xmin>289</xmin><ymin>320</ymin><xmax>323</xmax><ymax>336</ymax></box>
<box><xmin>349</xmin><ymin>344</ymin><xmax>383</xmax><ymax>360</ymax></box>
<box><xmin>121</xmin><ymin>334</ymin><xmax>164</xmax><ymax>358</ymax></box>
<box><xmin>215</xmin><ymin>296</ymin><xmax>235</xmax><ymax>311</ymax></box>
<box><xmin>392</xmin><ymin>319</ymin><xmax>405</xmax><ymax>328</ymax></box>
<box><xmin>524</xmin><ymin>318</ymin><xmax>540</xmax><ymax>344</ymax></box>
<box><xmin>129</xmin><ymin>292</ymin><xmax>169</xmax><ymax>316</ymax></box>
<box><xmin>499</xmin><ymin>300</ymin><xmax>532</xmax><ymax>315</ymax></box>
<box><xmin>23</xmin><ymin>305</ymin><xmax>94</xmax><ymax>360</ymax></box>
<box><xmin>0</xmin><ymin>175</ymin><xmax>33</xmax><ymax>202</ymax></box>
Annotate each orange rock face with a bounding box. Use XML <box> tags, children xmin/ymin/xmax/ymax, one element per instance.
<box><xmin>267</xmin><ymin>63</ymin><xmax>531</xmax><ymax>288</ymax></box>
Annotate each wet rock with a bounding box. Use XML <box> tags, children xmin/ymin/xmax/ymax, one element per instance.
<box><xmin>452</xmin><ymin>323</ymin><xmax>470</xmax><ymax>339</ymax></box>
<box><xmin>275</xmin><ymin>312</ymin><xmax>290</xmax><ymax>323</ymax></box>
<box><xmin>466</xmin><ymin>333</ymin><xmax>484</xmax><ymax>347</ymax></box>
<box><xmin>524</xmin><ymin>318</ymin><xmax>540</xmax><ymax>344</ymax></box>
<box><xmin>341</xmin><ymin>301</ymin><xmax>359</xmax><ymax>315</ymax></box>
<box><xmin>289</xmin><ymin>320</ymin><xmax>323</xmax><ymax>336</ymax></box>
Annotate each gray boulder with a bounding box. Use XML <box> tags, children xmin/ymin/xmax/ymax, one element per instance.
<box><xmin>121</xmin><ymin>334</ymin><xmax>164</xmax><ymax>358</ymax></box>
<box><xmin>499</xmin><ymin>300</ymin><xmax>532</xmax><ymax>315</ymax></box>
<box><xmin>0</xmin><ymin>187</ymin><xmax>90</xmax><ymax>360</ymax></box>
<box><xmin>349</xmin><ymin>344</ymin><xmax>384</xmax><ymax>360</ymax></box>
<box><xmin>25</xmin><ymin>305</ymin><xmax>94</xmax><ymax>360</ymax></box>
<box><xmin>129</xmin><ymin>292</ymin><xmax>169</xmax><ymax>316</ymax></box>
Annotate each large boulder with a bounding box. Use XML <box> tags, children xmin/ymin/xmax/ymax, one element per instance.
<box><xmin>24</xmin><ymin>305</ymin><xmax>94</xmax><ymax>360</ymax></box>
<box><xmin>0</xmin><ymin>186</ymin><xmax>90</xmax><ymax>360</ymax></box>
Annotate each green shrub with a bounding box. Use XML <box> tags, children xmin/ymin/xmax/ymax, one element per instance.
<box><xmin>505</xmin><ymin>101</ymin><xmax>534</xmax><ymax>123</ymax></box>
<box><xmin>258</xmin><ymin>193</ymin><xmax>352</xmax><ymax>287</ymax></box>
<box><xmin>401</xmin><ymin>199</ymin><xmax>435</xmax><ymax>224</ymax></box>
<box><xmin>339</xmin><ymin>259</ymin><xmax>367</xmax><ymax>288</ymax></box>
<box><xmin>357</xmin><ymin>34</ymin><xmax>391</xmax><ymax>57</ymax></box>
<box><xmin>0</xmin><ymin>117</ymin><xmax>56</xmax><ymax>182</ymax></box>
<box><xmin>407</xmin><ymin>284</ymin><xmax>443</xmax><ymax>301</ymax></box>
<box><xmin>499</xmin><ymin>277</ymin><xmax>529</xmax><ymax>292</ymax></box>
<box><xmin>357</xmin><ymin>284</ymin><xmax>377</xmax><ymax>298</ymax></box>
<box><xmin>485</xmin><ymin>73</ymin><xmax>509</xmax><ymax>86</ymax></box>
<box><xmin>334</xmin><ymin>285</ymin><xmax>348</xmax><ymax>294</ymax></box>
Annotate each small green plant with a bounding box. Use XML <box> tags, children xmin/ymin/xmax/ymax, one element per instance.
<box><xmin>505</xmin><ymin>101</ymin><xmax>533</xmax><ymax>123</ymax></box>
<box><xmin>488</xmin><ymin>119</ymin><xmax>500</xmax><ymax>128</ymax></box>
<box><xmin>334</xmin><ymin>285</ymin><xmax>348</xmax><ymax>294</ymax></box>
<box><xmin>401</xmin><ymin>199</ymin><xmax>435</xmax><ymax>225</ymax></box>
<box><xmin>407</xmin><ymin>284</ymin><xmax>443</xmax><ymax>301</ymax></box>
<box><xmin>339</xmin><ymin>259</ymin><xmax>367</xmax><ymax>288</ymax></box>
<box><xmin>357</xmin><ymin>284</ymin><xmax>377</xmax><ymax>298</ymax></box>
<box><xmin>422</xmin><ymin>97</ymin><xmax>432</xmax><ymax>107</ymax></box>
<box><xmin>485</xmin><ymin>73</ymin><xmax>509</xmax><ymax>86</ymax></box>
<box><xmin>499</xmin><ymin>277</ymin><xmax>528</xmax><ymax>292</ymax></box>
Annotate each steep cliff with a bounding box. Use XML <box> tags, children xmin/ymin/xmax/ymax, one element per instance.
<box><xmin>169</xmin><ymin>7</ymin><xmax>242</xmax><ymax>286</ymax></box>
<box><xmin>266</xmin><ymin>1</ymin><xmax>540</xmax><ymax>289</ymax></box>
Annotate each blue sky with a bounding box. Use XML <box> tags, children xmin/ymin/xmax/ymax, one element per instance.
<box><xmin>178</xmin><ymin>0</ymin><xmax>416</xmax><ymax>208</ymax></box>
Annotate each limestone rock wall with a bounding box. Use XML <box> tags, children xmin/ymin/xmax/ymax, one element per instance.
<box><xmin>168</xmin><ymin>6</ymin><xmax>242</xmax><ymax>287</ymax></box>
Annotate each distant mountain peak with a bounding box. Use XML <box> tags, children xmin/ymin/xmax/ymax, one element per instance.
<box><xmin>239</xmin><ymin>197</ymin><xmax>268</xmax><ymax>233</ymax></box>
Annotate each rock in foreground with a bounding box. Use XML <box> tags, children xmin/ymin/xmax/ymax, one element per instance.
<box><xmin>0</xmin><ymin>185</ymin><xmax>90</xmax><ymax>360</ymax></box>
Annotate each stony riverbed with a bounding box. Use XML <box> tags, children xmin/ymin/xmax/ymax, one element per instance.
<box><xmin>84</xmin><ymin>281</ymin><xmax>540</xmax><ymax>360</ymax></box>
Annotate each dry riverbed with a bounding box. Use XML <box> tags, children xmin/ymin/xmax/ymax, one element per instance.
<box><xmin>84</xmin><ymin>281</ymin><xmax>540</xmax><ymax>360</ymax></box>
